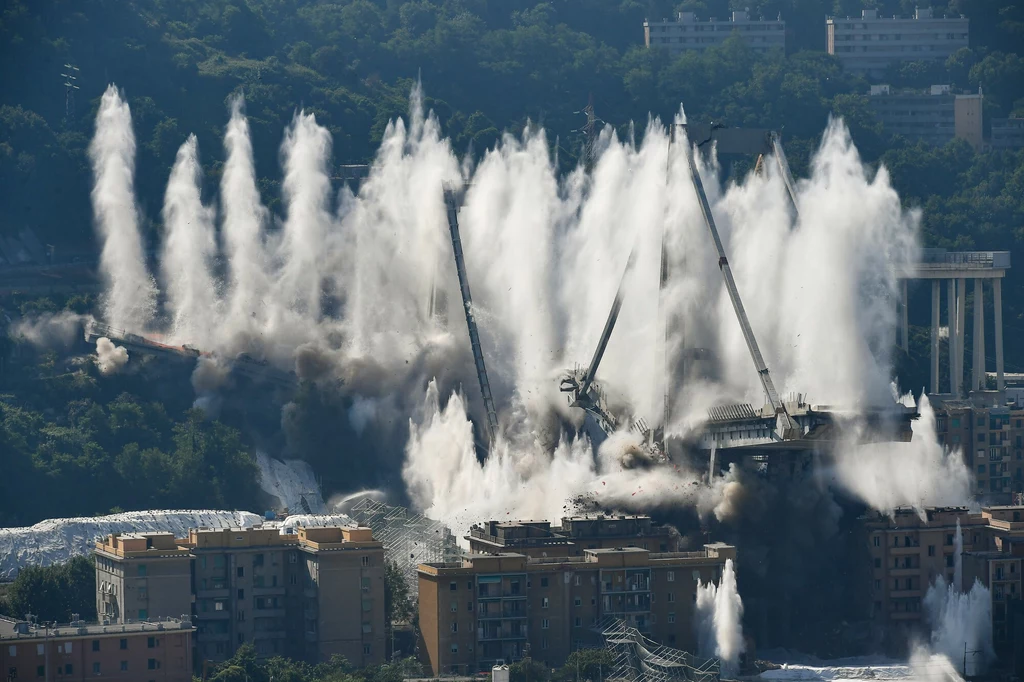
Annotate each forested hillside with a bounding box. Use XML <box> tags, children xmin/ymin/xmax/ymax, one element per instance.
<box><xmin>0</xmin><ymin>0</ymin><xmax>1023</xmax><ymax>524</ymax></box>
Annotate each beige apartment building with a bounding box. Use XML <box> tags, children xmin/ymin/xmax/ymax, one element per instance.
<box><xmin>467</xmin><ymin>515</ymin><xmax>681</xmax><ymax>558</ymax></box>
<box><xmin>932</xmin><ymin>401</ymin><xmax>1024</xmax><ymax>497</ymax></box>
<box><xmin>864</xmin><ymin>505</ymin><xmax>1024</xmax><ymax>649</ymax></box>
<box><xmin>417</xmin><ymin>543</ymin><xmax>736</xmax><ymax>675</ymax></box>
<box><xmin>827</xmin><ymin>8</ymin><xmax>969</xmax><ymax>76</ymax></box>
<box><xmin>644</xmin><ymin>11</ymin><xmax>785</xmax><ymax>54</ymax></box>
<box><xmin>94</xmin><ymin>525</ymin><xmax>385</xmax><ymax>668</ymax></box>
<box><xmin>0</xmin><ymin>616</ymin><xmax>193</xmax><ymax>682</ymax></box>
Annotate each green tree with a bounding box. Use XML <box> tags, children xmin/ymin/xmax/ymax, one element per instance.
<box><xmin>1</xmin><ymin>556</ymin><xmax>97</xmax><ymax>623</ymax></box>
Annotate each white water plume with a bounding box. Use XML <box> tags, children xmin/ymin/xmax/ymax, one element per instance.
<box><xmin>86</xmin><ymin>83</ymin><xmax>925</xmax><ymax>537</ymax></box>
<box><xmin>89</xmin><ymin>85</ymin><xmax>156</xmax><ymax>331</ymax></box>
<box><xmin>828</xmin><ymin>393</ymin><xmax>973</xmax><ymax>519</ymax></box>
<box><xmin>695</xmin><ymin>558</ymin><xmax>745</xmax><ymax>676</ymax></box>
<box><xmin>161</xmin><ymin>134</ymin><xmax>220</xmax><ymax>346</ymax></box>
<box><xmin>922</xmin><ymin>575</ymin><xmax>993</xmax><ymax>677</ymax></box>
<box><xmin>95</xmin><ymin>337</ymin><xmax>129</xmax><ymax>375</ymax></box>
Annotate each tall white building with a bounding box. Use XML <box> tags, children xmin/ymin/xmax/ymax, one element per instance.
<box><xmin>644</xmin><ymin>11</ymin><xmax>786</xmax><ymax>54</ymax></box>
<box><xmin>827</xmin><ymin>8</ymin><xmax>969</xmax><ymax>76</ymax></box>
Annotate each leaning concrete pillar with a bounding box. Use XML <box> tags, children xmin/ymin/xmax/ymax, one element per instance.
<box><xmin>956</xmin><ymin>277</ymin><xmax>966</xmax><ymax>396</ymax></box>
<box><xmin>931</xmin><ymin>280</ymin><xmax>940</xmax><ymax>395</ymax></box>
<box><xmin>994</xmin><ymin>277</ymin><xmax>1004</xmax><ymax>391</ymax></box>
<box><xmin>900</xmin><ymin>279</ymin><xmax>909</xmax><ymax>352</ymax></box>
<box><xmin>947</xmin><ymin>279</ymin><xmax>957</xmax><ymax>395</ymax></box>
<box><xmin>973</xmin><ymin>278</ymin><xmax>985</xmax><ymax>391</ymax></box>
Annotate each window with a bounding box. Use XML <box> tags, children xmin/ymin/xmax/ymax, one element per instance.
<box><xmin>120</xmin><ymin>639</ymin><xmax>128</xmax><ymax>650</ymax></box>
<box><xmin>946</xmin><ymin>555</ymin><xmax>954</xmax><ymax>568</ymax></box>
<box><xmin>872</xmin><ymin>537</ymin><xmax>880</xmax><ymax>547</ymax></box>
<box><xmin>542</xmin><ymin>619</ymin><xmax>550</xmax><ymax>630</ymax></box>
<box><xmin>450</xmin><ymin>601</ymin><xmax>458</xmax><ymax>613</ymax></box>
<box><xmin>138</xmin><ymin>609</ymin><xmax>148</xmax><ymax>620</ymax></box>
<box><xmin>289</xmin><ymin>554</ymin><xmax>297</xmax><ymax>564</ymax></box>
<box><xmin>237</xmin><ymin>567</ymin><xmax>244</xmax><ymax>578</ymax></box>
<box><xmin>451</xmin><ymin>623</ymin><xmax>458</xmax><ymax>633</ymax></box>
<box><xmin>93</xmin><ymin>662</ymin><xmax>101</xmax><ymax>674</ymax></box>
<box><xmin>952</xmin><ymin>418</ymin><xmax>960</xmax><ymax>428</ymax></box>
<box><xmin>238</xmin><ymin>610</ymin><xmax>245</xmax><ymax>622</ymax></box>
<box><xmin>215</xmin><ymin>601</ymin><xmax>225</xmax><ymax>611</ymax></box>
<box><xmin>121</xmin><ymin>661</ymin><xmax>128</xmax><ymax>671</ymax></box>
<box><xmin>874</xmin><ymin>579</ymin><xmax>881</xmax><ymax>589</ymax></box>
<box><xmin>137</xmin><ymin>564</ymin><xmax>147</xmax><ymax>577</ymax></box>
<box><xmin>574</xmin><ymin>575</ymin><xmax>581</xmax><ymax>586</ymax></box>
<box><xmin>147</xmin><ymin>637</ymin><xmax>156</xmax><ymax>648</ymax></box>
<box><xmin>148</xmin><ymin>659</ymin><xmax>158</xmax><ymax>670</ymax></box>
<box><xmin>450</xmin><ymin>582</ymin><xmax>457</xmax><ymax>591</ymax></box>
<box><xmin>667</xmin><ymin>592</ymin><xmax>675</xmax><ymax>603</ymax></box>
<box><xmin>945</xmin><ymin>534</ymin><xmax>954</xmax><ymax>546</ymax></box>
<box><xmin>7</xmin><ymin>646</ymin><xmax>14</xmax><ymax>657</ymax></box>
<box><xmin>450</xmin><ymin>644</ymin><xmax>458</xmax><ymax>654</ymax></box>
<box><xmin>364</xmin><ymin>644</ymin><xmax>372</xmax><ymax>655</ymax></box>
<box><xmin>467</xmin><ymin>582</ymin><xmax>473</xmax><ymax>590</ymax></box>
<box><xmin>541</xmin><ymin>577</ymin><xmax>549</xmax><ymax>588</ymax></box>
<box><xmin>542</xmin><ymin>597</ymin><xmax>549</xmax><ymax>609</ymax></box>
<box><xmin>668</xmin><ymin>612</ymin><xmax>676</xmax><ymax>624</ymax></box>
<box><xmin>237</xmin><ymin>589</ymin><xmax>245</xmax><ymax>600</ymax></box>
<box><xmin>574</xmin><ymin>597</ymin><xmax>582</xmax><ymax>607</ymax></box>
<box><xmin>574</xmin><ymin>617</ymin><xmax>582</xmax><ymax>627</ymax></box>
<box><xmin>667</xmin><ymin>570</ymin><xmax>675</xmax><ymax>581</ymax></box>
<box><xmin>254</xmin><ymin>553</ymin><xmax>264</xmax><ymax>567</ymax></box>
<box><xmin>92</xmin><ymin>640</ymin><xmax>100</xmax><ymax>652</ymax></box>
<box><xmin>361</xmin><ymin>556</ymin><xmax>370</xmax><ymax>567</ymax></box>
<box><xmin>542</xmin><ymin>637</ymin><xmax>549</xmax><ymax>650</ymax></box>
<box><xmin>979</xmin><ymin>465</ymin><xmax>986</xmax><ymax>474</ymax></box>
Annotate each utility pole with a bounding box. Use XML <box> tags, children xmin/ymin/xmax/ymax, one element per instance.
<box><xmin>60</xmin><ymin>63</ymin><xmax>80</xmax><ymax>127</ymax></box>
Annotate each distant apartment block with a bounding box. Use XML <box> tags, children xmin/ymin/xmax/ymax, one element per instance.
<box><xmin>467</xmin><ymin>515</ymin><xmax>680</xmax><ymax>557</ymax></box>
<box><xmin>827</xmin><ymin>8</ymin><xmax>968</xmax><ymax>76</ymax></box>
<box><xmin>868</xmin><ymin>84</ymin><xmax>983</xmax><ymax>149</ymax></box>
<box><xmin>95</xmin><ymin>525</ymin><xmax>385</xmax><ymax>668</ymax></box>
<box><xmin>644</xmin><ymin>11</ymin><xmax>785</xmax><ymax>54</ymax></box>
<box><xmin>991</xmin><ymin>118</ymin><xmax>1024</xmax><ymax>149</ymax></box>
<box><xmin>0</xmin><ymin>616</ymin><xmax>193</xmax><ymax>682</ymax></box>
<box><xmin>417</xmin><ymin>542</ymin><xmax>736</xmax><ymax>675</ymax></box>
<box><xmin>932</xmin><ymin>402</ymin><xmax>1024</xmax><ymax>496</ymax></box>
<box><xmin>864</xmin><ymin>505</ymin><xmax>1024</xmax><ymax>648</ymax></box>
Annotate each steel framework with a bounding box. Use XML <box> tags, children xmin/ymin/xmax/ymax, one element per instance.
<box><xmin>600</xmin><ymin>618</ymin><xmax>720</xmax><ymax>682</ymax></box>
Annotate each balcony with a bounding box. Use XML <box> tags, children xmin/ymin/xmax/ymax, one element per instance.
<box><xmin>253</xmin><ymin>608</ymin><xmax>286</xmax><ymax>618</ymax></box>
<box><xmin>252</xmin><ymin>630</ymin><xmax>287</xmax><ymax>640</ymax></box>
<box><xmin>196</xmin><ymin>610</ymin><xmax>231</xmax><ymax>620</ymax></box>
<box><xmin>477</xmin><ymin>628</ymin><xmax>528</xmax><ymax>641</ymax></box>
<box><xmin>477</xmin><ymin>606</ymin><xmax>527</xmax><ymax>621</ymax></box>
<box><xmin>196</xmin><ymin>588</ymin><xmax>230</xmax><ymax>599</ymax></box>
<box><xmin>890</xmin><ymin>589</ymin><xmax>922</xmax><ymax>598</ymax></box>
<box><xmin>253</xmin><ymin>585</ymin><xmax>287</xmax><ymax>596</ymax></box>
<box><xmin>889</xmin><ymin>545</ymin><xmax>922</xmax><ymax>555</ymax></box>
<box><xmin>196</xmin><ymin>632</ymin><xmax>231</xmax><ymax>642</ymax></box>
<box><xmin>890</xmin><ymin>567</ymin><xmax>921</xmax><ymax>576</ymax></box>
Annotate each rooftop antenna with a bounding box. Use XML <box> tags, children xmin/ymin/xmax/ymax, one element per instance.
<box><xmin>60</xmin><ymin>63</ymin><xmax>80</xmax><ymax>127</ymax></box>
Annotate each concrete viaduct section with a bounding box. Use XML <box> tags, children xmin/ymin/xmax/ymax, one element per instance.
<box><xmin>899</xmin><ymin>250</ymin><xmax>1011</xmax><ymax>395</ymax></box>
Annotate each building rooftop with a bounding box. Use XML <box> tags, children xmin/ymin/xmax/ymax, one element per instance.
<box><xmin>0</xmin><ymin>616</ymin><xmax>194</xmax><ymax>641</ymax></box>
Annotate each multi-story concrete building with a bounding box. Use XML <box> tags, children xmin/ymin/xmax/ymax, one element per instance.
<box><xmin>864</xmin><ymin>505</ymin><xmax>1024</xmax><ymax>649</ymax></box>
<box><xmin>992</xmin><ymin>118</ymin><xmax>1024</xmax><ymax>149</ymax></box>
<box><xmin>867</xmin><ymin>84</ymin><xmax>983</xmax><ymax>148</ymax></box>
<box><xmin>94</xmin><ymin>525</ymin><xmax>385</xmax><ymax>668</ymax></box>
<box><xmin>644</xmin><ymin>11</ymin><xmax>785</xmax><ymax>55</ymax></box>
<box><xmin>827</xmin><ymin>8</ymin><xmax>969</xmax><ymax>76</ymax></box>
<box><xmin>467</xmin><ymin>515</ymin><xmax>680</xmax><ymax>558</ymax></box>
<box><xmin>932</xmin><ymin>400</ymin><xmax>1024</xmax><ymax>497</ymax></box>
<box><xmin>0</xmin><ymin>616</ymin><xmax>193</xmax><ymax>682</ymax></box>
<box><xmin>417</xmin><ymin>543</ymin><xmax>736</xmax><ymax>675</ymax></box>
<box><xmin>95</xmin><ymin>532</ymin><xmax>193</xmax><ymax>624</ymax></box>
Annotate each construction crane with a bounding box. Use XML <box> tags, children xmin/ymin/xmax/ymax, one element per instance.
<box><xmin>442</xmin><ymin>185</ymin><xmax>500</xmax><ymax>445</ymax></box>
<box><xmin>676</xmin><ymin>124</ymin><xmax>800</xmax><ymax>440</ymax></box>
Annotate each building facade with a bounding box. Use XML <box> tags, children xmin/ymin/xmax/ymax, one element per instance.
<box><xmin>644</xmin><ymin>11</ymin><xmax>785</xmax><ymax>54</ymax></box>
<box><xmin>827</xmin><ymin>8</ymin><xmax>968</xmax><ymax>76</ymax></box>
<box><xmin>417</xmin><ymin>543</ymin><xmax>736</xmax><ymax>675</ymax></box>
<box><xmin>0</xmin><ymin>616</ymin><xmax>193</xmax><ymax>682</ymax></box>
<box><xmin>94</xmin><ymin>525</ymin><xmax>385</xmax><ymax>668</ymax></box>
<box><xmin>864</xmin><ymin>505</ymin><xmax>1024</xmax><ymax>649</ymax></box>
<box><xmin>932</xmin><ymin>401</ymin><xmax>1024</xmax><ymax>497</ymax></box>
<box><xmin>467</xmin><ymin>515</ymin><xmax>680</xmax><ymax>558</ymax></box>
<box><xmin>992</xmin><ymin>118</ymin><xmax>1024</xmax><ymax>149</ymax></box>
<box><xmin>867</xmin><ymin>84</ymin><xmax>983</xmax><ymax>148</ymax></box>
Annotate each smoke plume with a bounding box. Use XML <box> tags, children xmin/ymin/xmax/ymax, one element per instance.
<box><xmin>95</xmin><ymin>337</ymin><xmax>129</xmax><ymax>375</ymax></box>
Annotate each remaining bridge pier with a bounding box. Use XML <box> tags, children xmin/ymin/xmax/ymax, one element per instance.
<box><xmin>900</xmin><ymin>250</ymin><xmax>1010</xmax><ymax>395</ymax></box>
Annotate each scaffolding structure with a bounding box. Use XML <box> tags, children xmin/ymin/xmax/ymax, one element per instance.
<box><xmin>600</xmin><ymin>618</ymin><xmax>720</xmax><ymax>682</ymax></box>
<box><xmin>347</xmin><ymin>498</ymin><xmax>460</xmax><ymax>596</ymax></box>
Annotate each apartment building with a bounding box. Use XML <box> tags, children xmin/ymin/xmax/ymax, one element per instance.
<box><xmin>0</xmin><ymin>616</ymin><xmax>193</xmax><ymax>682</ymax></box>
<box><xmin>467</xmin><ymin>515</ymin><xmax>680</xmax><ymax>558</ymax></box>
<box><xmin>827</xmin><ymin>8</ymin><xmax>968</xmax><ymax>76</ymax></box>
<box><xmin>95</xmin><ymin>532</ymin><xmax>193</xmax><ymax>624</ymax></box>
<box><xmin>864</xmin><ymin>505</ymin><xmax>1024</xmax><ymax>648</ymax></box>
<box><xmin>992</xmin><ymin>118</ymin><xmax>1024</xmax><ymax>149</ymax></box>
<box><xmin>94</xmin><ymin>525</ymin><xmax>385</xmax><ymax>668</ymax></box>
<box><xmin>644</xmin><ymin>11</ymin><xmax>785</xmax><ymax>55</ymax></box>
<box><xmin>932</xmin><ymin>401</ymin><xmax>1024</xmax><ymax>497</ymax></box>
<box><xmin>867</xmin><ymin>84</ymin><xmax>983</xmax><ymax>149</ymax></box>
<box><xmin>417</xmin><ymin>543</ymin><xmax>736</xmax><ymax>675</ymax></box>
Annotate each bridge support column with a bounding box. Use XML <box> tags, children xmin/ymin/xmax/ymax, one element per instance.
<box><xmin>947</xmin><ymin>279</ymin><xmax>957</xmax><ymax>395</ymax></box>
<box><xmin>931</xmin><ymin>280</ymin><xmax>940</xmax><ymax>394</ymax></box>
<box><xmin>900</xmin><ymin>279</ymin><xmax>909</xmax><ymax>352</ymax></box>
<box><xmin>973</xmin><ymin>278</ymin><xmax>985</xmax><ymax>391</ymax></box>
<box><xmin>956</xmin><ymin>277</ymin><xmax>966</xmax><ymax>396</ymax></box>
<box><xmin>994</xmin><ymin>277</ymin><xmax>1004</xmax><ymax>391</ymax></box>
